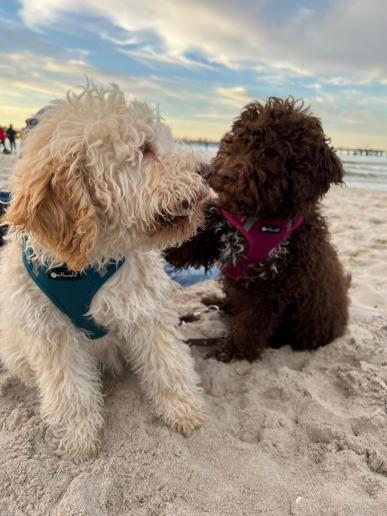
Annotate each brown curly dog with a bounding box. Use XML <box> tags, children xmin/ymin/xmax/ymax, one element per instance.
<box><xmin>166</xmin><ymin>97</ymin><xmax>349</xmax><ymax>362</ymax></box>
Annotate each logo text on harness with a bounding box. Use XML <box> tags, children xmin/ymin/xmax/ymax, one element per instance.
<box><xmin>260</xmin><ymin>225</ymin><xmax>281</xmax><ymax>234</ymax></box>
<box><xmin>49</xmin><ymin>268</ymin><xmax>82</xmax><ymax>280</ymax></box>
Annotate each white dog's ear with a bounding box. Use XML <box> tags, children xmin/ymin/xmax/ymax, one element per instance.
<box><xmin>6</xmin><ymin>154</ymin><xmax>98</xmax><ymax>271</ymax></box>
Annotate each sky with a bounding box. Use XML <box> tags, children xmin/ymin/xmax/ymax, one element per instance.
<box><xmin>1</xmin><ymin>0</ymin><xmax>387</xmax><ymax>147</ymax></box>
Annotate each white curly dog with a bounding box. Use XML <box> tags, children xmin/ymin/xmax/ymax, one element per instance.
<box><xmin>0</xmin><ymin>83</ymin><xmax>207</xmax><ymax>458</ymax></box>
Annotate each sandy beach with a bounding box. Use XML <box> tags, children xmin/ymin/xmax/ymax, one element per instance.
<box><xmin>0</xmin><ymin>152</ymin><xmax>386</xmax><ymax>515</ymax></box>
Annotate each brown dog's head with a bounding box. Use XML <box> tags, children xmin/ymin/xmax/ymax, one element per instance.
<box><xmin>210</xmin><ymin>97</ymin><xmax>344</xmax><ymax>218</ymax></box>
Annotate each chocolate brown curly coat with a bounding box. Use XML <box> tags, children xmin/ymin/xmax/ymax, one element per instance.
<box><xmin>166</xmin><ymin>97</ymin><xmax>349</xmax><ymax>361</ymax></box>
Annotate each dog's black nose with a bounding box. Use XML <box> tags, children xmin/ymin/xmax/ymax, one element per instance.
<box><xmin>181</xmin><ymin>199</ymin><xmax>190</xmax><ymax>211</ymax></box>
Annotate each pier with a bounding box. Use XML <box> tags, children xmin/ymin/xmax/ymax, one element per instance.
<box><xmin>180</xmin><ymin>140</ymin><xmax>386</xmax><ymax>158</ymax></box>
<box><xmin>335</xmin><ymin>148</ymin><xmax>385</xmax><ymax>157</ymax></box>
<box><xmin>179</xmin><ymin>138</ymin><xmax>218</xmax><ymax>150</ymax></box>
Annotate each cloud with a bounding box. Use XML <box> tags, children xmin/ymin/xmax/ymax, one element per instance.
<box><xmin>99</xmin><ymin>32</ymin><xmax>139</xmax><ymax>46</ymax></box>
<box><xmin>0</xmin><ymin>50</ymin><xmax>204</xmax><ymax>101</ymax></box>
<box><xmin>4</xmin><ymin>0</ymin><xmax>387</xmax><ymax>144</ymax></box>
<box><xmin>15</xmin><ymin>0</ymin><xmax>308</xmax><ymax>75</ymax></box>
<box><xmin>322</xmin><ymin>77</ymin><xmax>371</xmax><ymax>87</ymax></box>
<box><xmin>119</xmin><ymin>47</ymin><xmax>216</xmax><ymax>70</ymax></box>
<box><xmin>0</xmin><ymin>49</ymin><xmax>223</xmax><ymax>137</ymax></box>
<box><xmin>313</xmin><ymin>91</ymin><xmax>338</xmax><ymax>109</ymax></box>
<box><xmin>214</xmin><ymin>87</ymin><xmax>256</xmax><ymax>109</ymax></box>
<box><xmin>16</xmin><ymin>0</ymin><xmax>387</xmax><ymax>81</ymax></box>
<box><xmin>0</xmin><ymin>49</ymin><xmax>213</xmax><ymax>129</ymax></box>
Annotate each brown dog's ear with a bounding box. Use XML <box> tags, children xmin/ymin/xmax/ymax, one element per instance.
<box><xmin>6</xmin><ymin>156</ymin><xmax>97</xmax><ymax>271</ymax></box>
<box><xmin>292</xmin><ymin>140</ymin><xmax>344</xmax><ymax>206</ymax></box>
<box><xmin>318</xmin><ymin>141</ymin><xmax>344</xmax><ymax>188</ymax></box>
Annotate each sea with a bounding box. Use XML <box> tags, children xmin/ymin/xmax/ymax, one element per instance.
<box><xmin>188</xmin><ymin>143</ymin><xmax>387</xmax><ymax>191</ymax></box>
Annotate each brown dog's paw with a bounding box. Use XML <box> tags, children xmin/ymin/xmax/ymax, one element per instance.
<box><xmin>207</xmin><ymin>348</ymin><xmax>236</xmax><ymax>362</ymax></box>
<box><xmin>179</xmin><ymin>312</ymin><xmax>201</xmax><ymax>324</ymax></box>
<box><xmin>207</xmin><ymin>340</ymin><xmax>260</xmax><ymax>362</ymax></box>
<box><xmin>186</xmin><ymin>337</ymin><xmax>221</xmax><ymax>347</ymax></box>
<box><xmin>206</xmin><ymin>339</ymin><xmax>236</xmax><ymax>362</ymax></box>
<box><xmin>201</xmin><ymin>294</ymin><xmax>229</xmax><ymax>312</ymax></box>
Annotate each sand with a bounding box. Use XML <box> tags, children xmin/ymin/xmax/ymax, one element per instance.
<box><xmin>0</xmin><ymin>152</ymin><xmax>386</xmax><ymax>515</ymax></box>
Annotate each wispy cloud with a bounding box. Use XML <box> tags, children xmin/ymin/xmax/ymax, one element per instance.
<box><xmin>0</xmin><ymin>50</ymin><xmax>201</xmax><ymax>100</ymax></box>
<box><xmin>0</xmin><ymin>48</ymin><xmax>211</xmax><ymax>127</ymax></box>
<box><xmin>214</xmin><ymin>87</ymin><xmax>256</xmax><ymax>109</ymax></box>
<box><xmin>99</xmin><ymin>32</ymin><xmax>139</xmax><ymax>46</ymax></box>
<box><xmin>16</xmin><ymin>0</ymin><xmax>387</xmax><ymax>80</ymax></box>
<box><xmin>119</xmin><ymin>47</ymin><xmax>216</xmax><ymax>71</ymax></box>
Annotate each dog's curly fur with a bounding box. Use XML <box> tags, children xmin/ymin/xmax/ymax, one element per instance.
<box><xmin>0</xmin><ymin>83</ymin><xmax>207</xmax><ymax>458</ymax></box>
<box><xmin>166</xmin><ymin>97</ymin><xmax>349</xmax><ymax>362</ymax></box>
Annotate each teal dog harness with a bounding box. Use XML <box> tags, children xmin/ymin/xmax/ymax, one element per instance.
<box><xmin>22</xmin><ymin>243</ymin><xmax>125</xmax><ymax>340</ymax></box>
<box><xmin>1</xmin><ymin>190</ymin><xmax>125</xmax><ymax>340</ymax></box>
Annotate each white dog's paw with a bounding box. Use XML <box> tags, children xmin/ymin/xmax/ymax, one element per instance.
<box><xmin>169</xmin><ymin>412</ymin><xmax>205</xmax><ymax>437</ymax></box>
<box><xmin>55</xmin><ymin>426</ymin><xmax>102</xmax><ymax>461</ymax></box>
<box><xmin>162</xmin><ymin>400</ymin><xmax>205</xmax><ymax>437</ymax></box>
<box><xmin>56</xmin><ymin>436</ymin><xmax>101</xmax><ymax>462</ymax></box>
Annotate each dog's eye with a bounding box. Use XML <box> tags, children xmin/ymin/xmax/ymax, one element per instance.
<box><xmin>140</xmin><ymin>142</ymin><xmax>154</xmax><ymax>157</ymax></box>
<box><xmin>218</xmin><ymin>168</ymin><xmax>237</xmax><ymax>181</ymax></box>
<box><xmin>263</xmin><ymin>148</ymin><xmax>278</xmax><ymax>159</ymax></box>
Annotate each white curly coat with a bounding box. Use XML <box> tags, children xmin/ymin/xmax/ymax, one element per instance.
<box><xmin>0</xmin><ymin>83</ymin><xmax>206</xmax><ymax>459</ymax></box>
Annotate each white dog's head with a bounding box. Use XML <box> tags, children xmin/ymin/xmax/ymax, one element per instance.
<box><xmin>6</xmin><ymin>83</ymin><xmax>207</xmax><ymax>270</ymax></box>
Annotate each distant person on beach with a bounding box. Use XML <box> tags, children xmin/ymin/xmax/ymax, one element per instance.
<box><xmin>0</xmin><ymin>126</ymin><xmax>7</xmax><ymax>152</ymax></box>
<box><xmin>6</xmin><ymin>124</ymin><xmax>17</xmax><ymax>152</ymax></box>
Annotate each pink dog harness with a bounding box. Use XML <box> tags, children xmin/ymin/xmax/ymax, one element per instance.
<box><xmin>220</xmin><ymin>209</ymin><xmax>304</xmax><ymax>280</ymax></box>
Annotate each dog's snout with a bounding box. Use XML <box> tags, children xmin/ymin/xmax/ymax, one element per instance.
<box><xmin>218</xmin><ymin>168</ymin><xmax>236</xmax><ymax>181</ymax></box>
